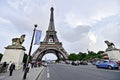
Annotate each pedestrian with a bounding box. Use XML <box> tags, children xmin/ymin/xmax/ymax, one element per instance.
<box><xmin>31</xmin><ymin>62</ymin><xmax>34</xmax><ymax>68</ymax></box>
<box><xmin>23</xmin><ymin>62</ymin><xmax>26</xmax><ymax>71</ymax></box>
<box><xmin>7</xmin><ymin>61</ymin><xmax>12</xmax><ymax>71</ymax></box>
<box><xmin>27</xmin><ymin>62</ymin><xmax>31</xmax><ymax>72</ymax></box>
<box><xmin>9</xmin><ymin>62</ymin><xmax>15</xmax><ymax>76</ymax></box>
<box><xmin>1</xmin><ymin>62</ymin><xmax>7</xmax><ymax>73</ymax></box>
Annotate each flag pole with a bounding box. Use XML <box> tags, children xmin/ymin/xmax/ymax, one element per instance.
<box><xmin>23</xmin><ymin>24</ymin><xmax>37</xmax><ymax>80</ymax></box>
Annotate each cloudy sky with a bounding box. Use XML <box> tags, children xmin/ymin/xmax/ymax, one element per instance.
<box><xmin>0</xmin><ymin>0</ymin><xmax>120</xmax><ymax>60</ymax></box>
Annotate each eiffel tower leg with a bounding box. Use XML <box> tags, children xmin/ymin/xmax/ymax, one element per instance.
<box><xmin>55</xmin><ymin>52</ymin><xmax>61</xmax><ymax>62</ymax></box>
<box><xmin>39</xmin><ymin>52</ymin><xmax>44</xmax><ymax>61</ymax></box>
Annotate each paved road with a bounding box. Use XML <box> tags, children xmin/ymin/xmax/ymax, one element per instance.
<box><xmin>39</xmin><ymin>63</ymin><xmax>120</xmax><ymax>80</ymax></box>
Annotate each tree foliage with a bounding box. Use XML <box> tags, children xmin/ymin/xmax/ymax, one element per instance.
<box><xmin>23</xmin><ymin>53</ymin><xmax>28</xmax><ymax>63</ymax></box>
<box><xmin>78</xmin><ymin>52</ymin><xmax>87</xmax><ymax>60</ymax></box>
<box><xmin>22</xmin><ymin>53</ymin><xmax>32</xmax><ymax>63</ymax></box>
<box><xmin>68</xmin><ymin>53</ymin><xmax>79</xmax><ymax>61</ymax></box>
<box><xmin>68</xmin><ymin>50</ymin><xmax>104</xmax><ymax>61</ymax></box>
<box><xmin>0</xmin><ymin>53</ymin><xmax>3</xmax><ymax>61</ymax></box>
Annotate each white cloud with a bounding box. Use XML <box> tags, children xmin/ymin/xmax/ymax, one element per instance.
<box><xmin>0</xmin><ymin>0</ymin><xmax>120</xmax><ymax>56</ymax></box>
<box><xmin>65</xmin><ymin>12</ymin><xmax>82</xmax><ymax>28</ymax></box>
<box><xmin>59</xmin><ymin>25</ymin><xmax>90</xmax><ymax>42</ymax></box>
<box><xmin>63</xmin><ymin>0</ymin><xmax>120</xmax><ymax>28</ymax></box>
<box><xmin>7</xmin><ymin>0</ymin><xmax>22</xmax><ymax>10</ymax></box>
<box><xmin>88</xmin><ymin>32</ymin><xmax>96</xmax><ymax>46</ymax></box>
<box><xmin>0</xmin><ymin>17</ymin><xmax>11</xmax><ymax>24</ymax></box>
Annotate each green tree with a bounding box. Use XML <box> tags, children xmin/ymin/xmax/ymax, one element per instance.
<box><xmin>68</xmin><ymin>53</ymin><xmax>79</xmax><ymax>61</ymax></box>
<box><xmin>78</xmin><ymin>52</ymin><xmax>87</xmax><ymax>60</ymax></box>
<box><xmin>22</xmin><ymin>53</ymin><xmax>28</xmax><ymax>63</ymax></box>
<box><xmin>68</xmin><ymin>50</ymin><xmax>104</xmax><ymax>61</ymax></box>
<box><xmin>22</xmin><ymin>53</ymin><xmax>32</xmax><ymax>63</ymax></box>
<box><xmin>96</xmin><ymin>51</ymin><xmax>104</xmax><ymax>58</ymax></box>
<box><xmin>0</xmin><ymin>53</ymin><xmax>3</xmax><ymax>61</ymax></box>
<box><xmin>86</xmin><ymin>51</ymin><xmax>97</xmax><ymax>60</ymax></box>
<box><xmin>97</xmin><ymin>51</ymin><xmax>104</xmax><ymax>54</ymax></box>
<box><xmin>85</xmin><ymin>50</ymin><xmax>104</xmax><ymax>60</ymax></box>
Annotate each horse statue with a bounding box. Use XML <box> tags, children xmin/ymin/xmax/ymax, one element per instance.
<box><xmin>12</xmin><ymin>34</ymin><xmax>26</xmax><ymax>46</ymax></box>
<box><xmin>104</xmin><ymin>40</ymin><xmax>115</xmax><ymax>49</ymax></box>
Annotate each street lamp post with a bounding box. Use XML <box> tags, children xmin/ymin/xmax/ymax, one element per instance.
<box><xmin>23</xmin><ymin>24</ymin><xmax>37</xmax><ymax>80</ymax></box>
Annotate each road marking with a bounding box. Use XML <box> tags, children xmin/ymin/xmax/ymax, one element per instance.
<box><xmin>47</xmin><ymin>67</ymin><xmax>50</xmax><ymax>78</ymax></box>
<box><xmin>47</xmin><ymin>72</ymin><xmax>50</xmax><ymax>78</ymax></box>
<box><xmin>47</xmin><ymin>67</ymin><xmax>49</xmax><ymax>72</ymax></box>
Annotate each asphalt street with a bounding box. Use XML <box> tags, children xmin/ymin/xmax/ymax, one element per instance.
<box><xmin>39</xmin><ymin>63</ymin><xmax>120</xmax><ymax>80</ymax></box>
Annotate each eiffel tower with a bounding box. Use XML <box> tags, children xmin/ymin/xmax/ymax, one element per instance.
<box><xmin>32</xmin><ymin>7</ymin><xmax>68</xmax><ymax>61</ymax></box>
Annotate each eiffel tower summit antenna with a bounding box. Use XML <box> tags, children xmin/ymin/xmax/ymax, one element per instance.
<box><xmin>51</xmin><ymin>0</ymin><xmax>55</xmax><ymax>8</ymax></box>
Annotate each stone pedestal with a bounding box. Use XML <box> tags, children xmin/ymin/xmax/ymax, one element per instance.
<box><xmin>105</xmin><ymin>50</ymin><xmax>120</xmax><ymax>61</ymax></box>
<box><xmin>1</xmin><ymin>47</ymin><xmax>25</xmax><ymax>69</ymax></box>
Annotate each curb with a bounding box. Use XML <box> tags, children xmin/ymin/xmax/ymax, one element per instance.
<box><xmin>35</xmin><ymin>66</ymin><xmax>45</xmax><ymax>80</ymax></box>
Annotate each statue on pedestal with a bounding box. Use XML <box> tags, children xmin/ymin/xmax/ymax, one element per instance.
<box><xmin>104</xmin><ymin>40</ymin><xmax>120</xmax><ymax>61</ymax></box>
<box><xmin>1</xmin><ymin>34</ymin><xmax>26</xmax><ymax>69</ymax></box>
<box><xmin>104</xmin><ymin>40</ymin><xmax>118</xmax><ymax>51</ymax></box>
<box><xmin>12</xmin><ymin>34</ymin><xmax>25</xmax><ymax>46</ymax></box>
<box><xmin>6</xmin><ymin>34</ymin><xmax>26</xmax><ymax>50</ymax></box>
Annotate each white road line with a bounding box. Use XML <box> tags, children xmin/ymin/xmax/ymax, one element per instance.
<box><xmin>47</xmin><ymin>72</ymin><xmax>50</xmax><ymax>78</ymax></box>
<box><xmin>47</xmin><ymin>68</ymin><xmax>49</xmax><ymax>72</ymax></box>
<box><xmin>47</xmin><ymin>67</ymin><xmax>50</xmax><ymax>78</ymax></box>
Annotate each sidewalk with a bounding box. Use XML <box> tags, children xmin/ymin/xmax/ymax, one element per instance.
<box><xmin>0</xmin><ymin>66</ymin><xmax>44</xmax><ymax>80</ymax></box>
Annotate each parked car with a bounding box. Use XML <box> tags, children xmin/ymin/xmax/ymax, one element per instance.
<box><xmin>71</xmin><ymin>61</ymin><xmax>79</xmax><ymax>66</ymax></box>
<box><xmin>42</xmin><ymin>62</ymin><xmax>47</xmax><ymax>67</ymax></box>
<box><xmin>116</xmin><ymin>61</ymin><xmax>120</xmax><ymax>66</ymax></box>
<box><xmin>91</xmin><ymin>61</ymin><xmax>97</xmax><ymax>65</ymax></box>
<box><xmin>95</xmin><ymin>60</ymin><xmax>119</xmax><ymax>70</ymax></box>
<box><xmin>80</xmin><ymin>61</ymin><xmax>88</xmax><ymax>65</ymax></box>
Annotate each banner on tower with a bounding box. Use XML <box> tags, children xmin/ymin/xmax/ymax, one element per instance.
<box><xmin>34</xmin><ymin>30</ymin><xmax>42</xmax><ymax>45</ymax></box>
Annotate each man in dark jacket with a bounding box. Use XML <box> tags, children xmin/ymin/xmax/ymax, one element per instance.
<box><xmin>9</xmin><ymin>62</ymin><xmax>15</xmax><ymax>76</ymax></box>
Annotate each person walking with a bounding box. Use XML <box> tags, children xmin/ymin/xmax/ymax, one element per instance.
<box><xmin>7</xmin><ymin>61</ymin><xmax>12</xmax><ymax>71</ymax></box>
<box><xmin>1</xmin><ymin>62</ymin><xmax>7</xmax><ymax>73</ymax></box>
<box><xmin>27</xmin><ymin>62</ymin><xmax>31</xmax><ymax>72</ymax></box>
<box><xmin>23</xmin><ymin>62</ymin><xmax>26</xmax><ymax>71</ymax></box>
<box><xmin>9</xmin><ymin>62</ymin><xmax>15</xmax><ymax>76</ymax></box>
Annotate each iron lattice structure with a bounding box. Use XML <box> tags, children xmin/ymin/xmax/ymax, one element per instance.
<box><xmin>32</xmin><ymin>7</ymin><xmax>68</xmax><ymax>61</ymax></box>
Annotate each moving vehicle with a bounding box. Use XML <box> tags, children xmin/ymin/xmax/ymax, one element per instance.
<box><xmin>95</xmin><ymin>60</ymin><xmax>119</xmax><ymax>70</ymax></box>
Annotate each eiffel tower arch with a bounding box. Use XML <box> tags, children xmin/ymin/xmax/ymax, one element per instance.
<box><xmin>32</xmin><ymin>7</ymin><xmax>68</xmax><ymax>62</ymax></box>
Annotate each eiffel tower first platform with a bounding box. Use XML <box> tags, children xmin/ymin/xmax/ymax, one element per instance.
<box><xmin>32</xmin><ymin>7</ymin><xmax>68</xmax><ymax>62</ymax></box>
